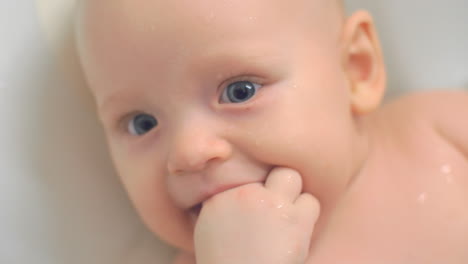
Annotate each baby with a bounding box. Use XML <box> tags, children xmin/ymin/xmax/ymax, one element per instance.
<box><xmin>74</xmin><ymin>0</ymin><xmax>468</xmax><ymax>263</ymax></box>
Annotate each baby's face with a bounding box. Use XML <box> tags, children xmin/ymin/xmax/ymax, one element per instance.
<box><xmin>78</xmin><ymin>0</ymin><xmax>365</xmax><ymax>251</ymax></box>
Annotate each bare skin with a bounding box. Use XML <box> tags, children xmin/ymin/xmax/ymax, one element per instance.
<box><xmin>307</xmin><ymin>91</ymin><xmax>468</xmax><ymax>263</ymax></box>
<box><xmin>172</xmin><ymin>91</ymin><xmax>468</xmax><ymax>264</ymax></box>
<box><xmin>75</xmin><ymin>0</ymin><xmax>468</xmax><ymax>263</ymax></box>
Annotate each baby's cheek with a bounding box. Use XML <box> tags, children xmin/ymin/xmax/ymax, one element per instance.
<box><xmin>115</xmin><ymin>156</ymin><xmax>195</xmax><ymax>250</ymax></box>
<box><xmin>110</xmin><ymin>145</ymin><xmax>162</xmax><ymax>195</ymax></box>
<box><xmin>139</xmin><ymin>199</ymin><xmax>194</xmax><ymax>251</ymax></box>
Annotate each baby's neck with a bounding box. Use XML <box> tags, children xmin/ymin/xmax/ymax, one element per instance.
<box><xmin>346</xmin><ymin>115</ymin><xmax>375</xmax><ymax>191</ymax></box>
<box><xmin>310</xmin><ymin>115</ymin><xmax>378</xmax><ymax>247</ymax></box>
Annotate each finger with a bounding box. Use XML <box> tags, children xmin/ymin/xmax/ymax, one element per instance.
<box><xmin>295</xmin><ymin>193</ymin><xmax>320</xmax><ymax>225</ymax></box>
<box><xmin>264</xmin><ymin>167</ymin><xmax>302</xmax><ymax>202</ymax></box>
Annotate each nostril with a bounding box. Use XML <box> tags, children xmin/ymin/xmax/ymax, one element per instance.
<box><xmin>167</xmin><ymin>136</ymin><xmax>232</xmax><ymax>176</ymax></box>
<box><xmin>167</xmin><ymin>158</ymin><xmax>206</xmax><ymax>176</ymax></box>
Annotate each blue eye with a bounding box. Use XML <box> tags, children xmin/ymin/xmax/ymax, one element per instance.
<box><xmin>128</xmin><ymin>114</ymin><xmax>158</xmax><ymax>136</ymax></box>
<box><xmin>220</xmin><ymin>81</ymin><xmax>261</xmax><ymax>103</ymax></box>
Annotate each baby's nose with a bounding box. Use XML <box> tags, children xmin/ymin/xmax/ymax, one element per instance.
<box><xmin>166</xmin><ymin>125</ymin><xmax>232</xmax><ymax>176</ymax></box>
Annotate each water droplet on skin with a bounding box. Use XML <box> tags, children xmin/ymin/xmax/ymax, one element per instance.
<box><xmin>276</xmin><ymin>203</ymin><xmax>284</xmax><ymax>209</ymax></box>
<box><xmin>440</xmin><ymin>164</ymin><xmax>455</xmax><ymax>184</ymax></box>
<box><xmin>441</xmin><ymin>164</ymin><xmax>452</xmax><ymax>174</ymax></box>
<box><xmin>417</xmin><ymin>192</ymin><xmax>427</xmax><ymax>204</ymax></box>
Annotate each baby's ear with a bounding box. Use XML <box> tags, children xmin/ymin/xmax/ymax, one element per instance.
<box><xmin>341</xmin><ymin>10</ymin><xmax>386</xmax><ymax>115</ymax></box>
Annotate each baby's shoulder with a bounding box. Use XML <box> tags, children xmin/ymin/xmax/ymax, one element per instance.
<box><xmin>378</xmin><ymin>89</ymin><xmax>468</xmax><ymax>159</ymax></box>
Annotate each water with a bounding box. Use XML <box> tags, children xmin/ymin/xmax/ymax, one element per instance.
<box><xmin>440</xmin><ymin>164</ymin><xmax>454</xmax><ymax>184</ymax></box>
<box><xmin>417</xmin><ymin>192</ymin><xmax>427</xmax><ymax>204</ymax></box>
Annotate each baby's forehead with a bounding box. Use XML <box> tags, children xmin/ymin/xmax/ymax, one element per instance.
<box><xmin>78</xmin><ymin>0</ymin><xmax>341</xmax><ymax>64</ymax></box>
<box><xmin>77</xmin><ymin>0</ymin><xmax>342</xmax><ymax>100</ymax></box>
<box><xmin>79</xmin><ymin>0</ymin><xmax>338</xmax><ymax>32</ymax></box>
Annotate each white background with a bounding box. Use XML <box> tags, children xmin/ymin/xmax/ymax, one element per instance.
<box><xmin>1</xmin><ymin>0</ymin><xmax>467</xmax><ymax>263</ymax></box>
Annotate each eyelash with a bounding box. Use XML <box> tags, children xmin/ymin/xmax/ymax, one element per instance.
<box><xmin>218</xmin><ymin>74</ymin><xmax>264</xmax><ymax>93</ymax></box>
<box><xmin>116</xmin><ymin>111</ymin><xmax>148</xmax><ymax>135</ymax></box>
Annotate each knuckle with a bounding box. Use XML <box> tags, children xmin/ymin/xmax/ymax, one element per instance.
<box><xmin>303</xmin><ymin>193</ymin><xmax>320</xmax><ymax>209</ymax></box>
<box><xmin>298</xmin><ymin>194</ymin><xmax>321</xmax><ymax>221</ymax></box>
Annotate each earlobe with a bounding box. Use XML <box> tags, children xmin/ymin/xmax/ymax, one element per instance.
<box><xmin>341</xmin><ymin>10</ymin><xmax>386</xmax><ymax>115</ymax></box>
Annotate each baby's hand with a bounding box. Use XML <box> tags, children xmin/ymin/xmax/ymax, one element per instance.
<box><xmin>194</xmin><ymin>167</ymin><xmax>320</xmax><ymax>264</ymax></box>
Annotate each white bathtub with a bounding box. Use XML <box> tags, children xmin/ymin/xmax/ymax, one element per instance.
<box><xmin>1</xmin><ymin>0</ymin><xmax>467</xmax><ymax>263</ymax></box>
